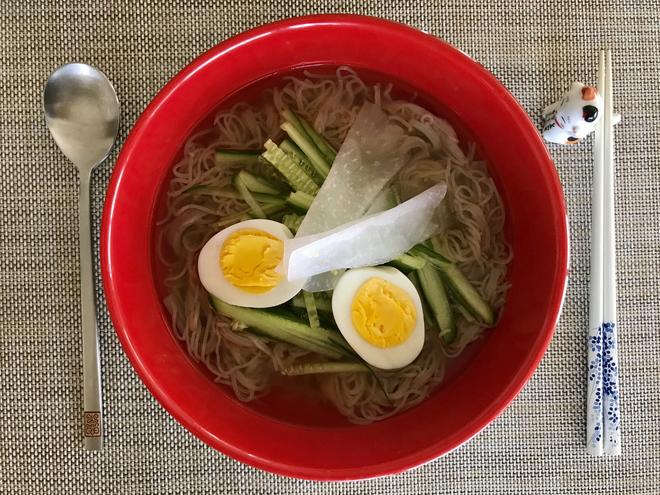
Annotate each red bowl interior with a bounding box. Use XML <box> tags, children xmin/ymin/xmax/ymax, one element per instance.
<box><xmin>101</xmin><ymin>15</ymin><xmax>568</xmax><ymax>480</ymax></box>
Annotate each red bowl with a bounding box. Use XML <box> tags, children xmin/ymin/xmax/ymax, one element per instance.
<box><xmin>102</xmin><ymin>15</ymin><xmax>568</xmax><ymax>480</ymax></box>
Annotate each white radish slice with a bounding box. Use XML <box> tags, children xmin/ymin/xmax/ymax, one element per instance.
<box><xmin>286</xmin><ymin>183</ymin><xmax>447</xmax><ymax>285</ymax></box>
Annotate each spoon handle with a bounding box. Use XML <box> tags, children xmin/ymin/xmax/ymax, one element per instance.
<box><xmin>78</xmin><ymin>169</ymin><xmax>103</xmax><ymax>450</ymax></box>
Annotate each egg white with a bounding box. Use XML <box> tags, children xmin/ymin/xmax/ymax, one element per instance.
<box><xmin>332</xmin><ymin>266</ymin><xmax>425</xmax><ymax>370</ymax></box>
<box><xmin>197</xmin><ymin>219</ymin><xmax>305</xmax><ymax>308</ymax></box>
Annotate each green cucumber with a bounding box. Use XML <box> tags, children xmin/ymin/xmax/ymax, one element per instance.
<box><xmin>442</xmin><ymin>264</ymin><xmax>494</xmax><ymax>325</ymax></box>
<box><xmin>258</xmin><ymin>203</ymin><xmax>288</xmax><ymax>216</ymax></box>
<box><xmin>211</xmin><ymin>298</ymin><xmax>352</xmax><ymax>359</ymax></box>
<box><xmin>282</xmin><ymin>213</ymin><xmax>304</xmax><ymax>234</ymax></box>
<box><xmin>281</xmin><ymin>109</ymin><xmax>307</xmax><ymax>136</ymax></box>
<box><xmin>281</xmin><ymin>361</ymin><xmax>368</xmax><ymax>376</ymax></box>
<box><xmin>417</xmin><ymin>264</ymin><xmax>456</xmax><ymax>343</ymax></box>
<box><xmin>262</xmin><ymin>140</ymin><xmax>319</xmax><ymax>195</ymax></box>
<box><xmin>286</xmin><ymin>191</ymin><xmax>314</xmax><ymax>212</ymax></box>
<box><xmin>292</xmin><ymin>293</ymin><xmax>332</xmax><ymax>313</ymax></box>
<box><xmin>215</xmin><ymin>150</ymin><xmax>260</xmax><ymax>166</ymax></box>
<box><xmin>216</xmin><ymin>203</ymin><xmax>284</xmax><ymax>228</ymax></box>
<box><xmin>303</xmin><ymin>291</ymin><xmax>321</xmax><ymax>330</ymax></box>
<box><xmin>182</xmin><ymin>184</ymin><xmax>217</xmax><ymax>195</ymax></box>
<box><xmin>216</xmin><ymin>209</ymin><xmax>250</xmax><ymax>228</ymax></box>
<box><xmin>281</xmin><ymin>121</ymin><xmax>331</xmax><ymax>179</ymax></box>
<box><xmin>406</xmin><ymin>271</ymin><xmax>434</xmax><ymax>330</ymax></box>
<box><xmin>281</xmin><ymin>109</ymin><xmax>337</xmax><ymax>164</ymax></box>
<box><xmin>299</xmin><ymin>118</ymin><xmax>337</xmax><ymax>164</ymax></box>
<box><xmin>452</xmin><ymin>292</ymin><xmax>478</xmax><ymax>323</ymax></box>
<box><xmin>409</xmin><ymin>244</ymin><xmax>452</xmax><ymax>267</ymax></box>
<box><xmin>387</xmin><ymin>253</ymin><xmax>427</xmax><ymax>272</ymax></box>
<box><xmin>233</xmin><ymin>175</ymin><xmax>265</xmax><ymax>218</ymax></box>
<box><xmin>410</xmin><ymin>244</ymin><xmax>494</xmax><ymax>325</ymax></box>
<box><xmin>280</xmin><ymin>139</ymin><xmax>323</xmax><ymax>185</ymax></box>
<box><xmin>216</xmin><ymin>186</ymin><xmax>286</xmax><ymax>205</ymax></box>
<box><xmin>246</xmin><ymin>205</ymin><xmax>286</xmax><ymax>220</ymax></box>
<box><xmin>182</xmin><ymin>185</ymin><xmax>285</xmax><ymax>206</ymax></box>
<box><xmin>236</xmin><ymin>170</ymin><xmax>286</xmax><ymax>195</ymax></box>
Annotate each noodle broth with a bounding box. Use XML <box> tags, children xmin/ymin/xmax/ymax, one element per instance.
<box><xmin>152</xmin><ymin>66</ymin><xmax>510</xmax><ymax>426</ymax></box>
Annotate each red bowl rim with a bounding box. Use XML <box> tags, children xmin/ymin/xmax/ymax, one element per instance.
<box><xmin>101</xmin><ymin>14</ymin><xmax>569</xmax><ymax>480</ymax></box>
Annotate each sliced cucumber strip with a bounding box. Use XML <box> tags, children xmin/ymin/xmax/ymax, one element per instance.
<box><xmin>211</xmin><ymin>298</ymin><xmax>352</xmax><ymax>359</ymax></box>
<box><xmin>281</xmin><ymin>121</ymin><xmax>331</xmax><ymax>179</ymax></box>
<box><xmin>286</xmin><ymin>190</ymin><xmax>314</xmax><ymax>212</ymax></box>
<box><xmin>387</xmin><ymin>253</ymin><xmax>427</xmax><ymax>272</ymax></box>
<box><xmin>233</xmin><ymin>175</ymin><xmax>265</xmax><ymax>218</ymax></box>
<box><xmin>410</xmin><ymin>244</ymin><xmax>494</xmax><ymax>325</ymax></box>
<box><xmin>280</xmin><ymin>139</ymin><xmax>323</xmax><ymax>185</ymax></box>
<box><xmin>281</xmin><ymin>361</ymin><xmax>368</xmax><ymax>376</ymax></box>
<box><xmin>282</xmin><ymin>213</ymin><xmax>304</xmax><ymax>234</ymax></box>
<box><xmin>215</xmin><ymin>150</ymin><xmax>260</xmax><ymax>166</ymax></box>
<box><xmin>303</xmin><ymin>291</ymin><xmax>321</xmax><ymax>330</ymax></box>
<box><xmin>236</xmin><ymin>170</ymin><xmax>286</xmax><ymax>195</ymax></box>
<box><xmin>417</xmin><ymin>264</ymin><xmax>456</xmax><ymax>343</ymax></box>
<box><xmin>292</xmin><ymin>293</ymin><xmax>332</xmax><ymax>313</ymax></box>
<box><xmin>262</xmin><ymin>140</ymin><xmax>319</xmax><ymax>195</ymax></box>
<box><xmin>299</xmin><ymin>117</ymin><xmax>337</xmax><ymax>164</ymax></box>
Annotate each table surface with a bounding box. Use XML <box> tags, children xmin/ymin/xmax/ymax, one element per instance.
<box><xmin>2</xmin><ymin>1</ymin><xmax>659</xmax><ymax>494</ymax></box>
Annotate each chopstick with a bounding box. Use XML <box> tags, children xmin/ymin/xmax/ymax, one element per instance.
<box><xmin>601</xmin><ymin>49</ymin><xmax>621</xmax><ymax>455</ymax></box>
<box><xmin>587</xmin><ymin>49</ymin><xmax>621</xmax><ymax>456</ymax></box>
<box><xmin>586</xmin><ymin>51</ymin><xmax>606</xmax><ymax>456</ymax></box>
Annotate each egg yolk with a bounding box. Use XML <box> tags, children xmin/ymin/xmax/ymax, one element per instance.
<box><xmin>351</xmin><ymin>278</ymin><xmax>416</xmax><ymax>348</ymax></box>
<box><xmin>220</xmin><ymin>229</ymin><xmax>283</xmax><ymax>293</ymax></box>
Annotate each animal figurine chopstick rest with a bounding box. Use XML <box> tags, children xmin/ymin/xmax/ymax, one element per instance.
<box><xmin>542</xmin><ymin>82</ymin><xmax>605</xmax><ymax>145</ymax></box>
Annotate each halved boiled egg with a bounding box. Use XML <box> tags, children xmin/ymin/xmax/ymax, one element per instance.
<box><xmin>198</xmin><ymin>219</ymin><xmax>305</xmax><ymax>308</ymax></box>
<box><xmin>332</xmin><ymin>266</ymin><xmax>425</xmax><ymax>370</ymax></box>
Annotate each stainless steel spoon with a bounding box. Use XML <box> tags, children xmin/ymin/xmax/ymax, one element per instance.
<box><xmin>43</xmin><ymin>63</ymin><xmax>119</xmax><ymax>450</ymax></box>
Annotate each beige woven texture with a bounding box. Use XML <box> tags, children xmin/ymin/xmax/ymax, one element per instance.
<box><xmin>1</xmin><ymin>1</ymin><xmax>659</xmax><ymax>493</ymax></box>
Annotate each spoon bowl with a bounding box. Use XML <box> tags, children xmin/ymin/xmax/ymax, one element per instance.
<box><xmin>44</xmin><ymin>63</ymin><xmax>119</xmax><ymax>170</ymax></box>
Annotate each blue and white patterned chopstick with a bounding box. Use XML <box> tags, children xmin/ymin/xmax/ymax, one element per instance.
<box><xmin>601</xmin><ymin>49</ymin><xmax>621</xmax><ymax>455</ymax></box>
<box><xmin>587</xmin><ymin>50</ymin><xmax>606</xmax><ymax>456</ymax></box>
<box><xmin>587</xmin><ymin>49</ymin><xmax>621</xmax><ymax>457</ymax></box>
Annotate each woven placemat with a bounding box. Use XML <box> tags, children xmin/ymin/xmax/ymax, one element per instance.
<box><xmin>1</xmin><ymin>1</ymin><xmax>659</xmax><ymax>493</ymax></box>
